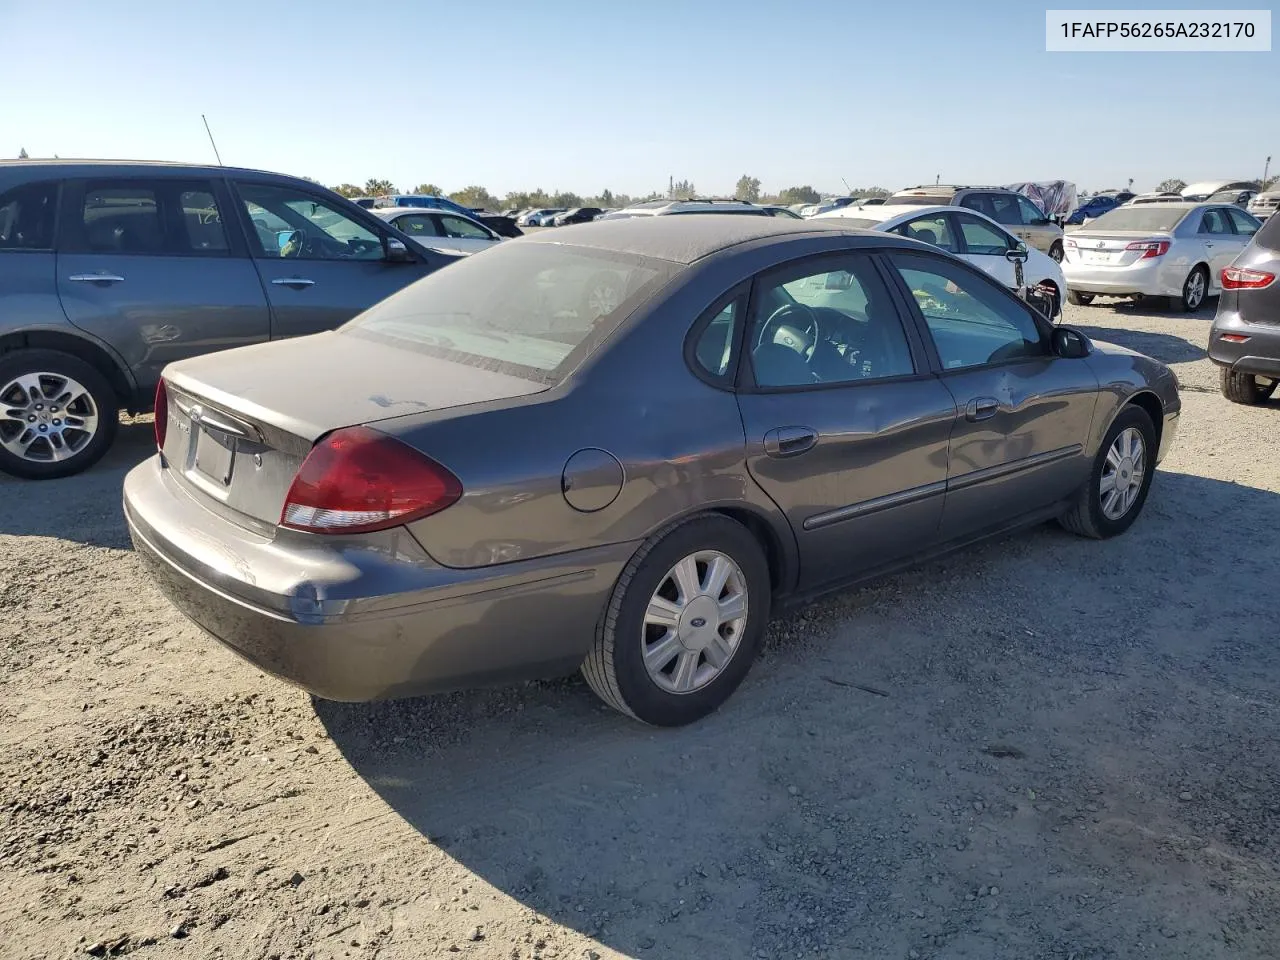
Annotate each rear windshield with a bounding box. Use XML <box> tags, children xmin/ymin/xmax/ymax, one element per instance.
<box><xmin>1086</xmin><ymin>207</ymin><xmax>1188</xmax><ymax>232</ymax></box>
<box><xmin>341</xmin><ymin>242</ymin><xmax>681</xmax><ymax>384</ymax></box>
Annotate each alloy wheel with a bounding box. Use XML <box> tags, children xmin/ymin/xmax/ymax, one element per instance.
<box><xmin>1185</xmin><ymin>270</ymin><xmax>1206</xmax><ymax>310</ymax></box>
<box><xmin>0</xmin><ymin>371</ymin><xmax>100</xmax><ymax>464</ymax></box>
<box><xmin>1100</xmin><ymin>426</ymin><xmax>1146</xmax><ymax>520</ymax></box>
<box><xmin>640</xmin><ymin>550</ymin><xmax>749</xmax><ymax>694</ymax></box>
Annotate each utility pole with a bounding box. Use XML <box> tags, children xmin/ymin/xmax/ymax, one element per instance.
<box><xmin>1263</xmin><ymin>156</ymin><xmax>1272</xmax><ymax>189</ymax></box>
<box><xmin>668</xmin><ymin>175</ymin><xmax>673</xmax><ymax>199</ymax></box>
<box><xmin>935</xmin><ymin>173</ymin><xmax>940</xmax><ymax>185</ymax></box>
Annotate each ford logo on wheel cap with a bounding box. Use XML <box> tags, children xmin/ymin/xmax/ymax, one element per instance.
<box><xmin>690</xmin><ymin>617</ymin><xmax>707</xmax><ymax>628</ymax></box>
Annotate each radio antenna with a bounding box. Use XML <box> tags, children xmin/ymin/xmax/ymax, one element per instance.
<box><xmin>201</xmin><ymin>114</ymin><xmax>224</xmax><ymax>166</ymax></box>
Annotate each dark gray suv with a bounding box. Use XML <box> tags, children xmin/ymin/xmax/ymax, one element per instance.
<box><xmin>0</xmin><ymin>161</ymin><xmax>457</xmax><ymax>478</ymax></box>
<box><xmin>1208</xmin><ymin>212</ymin><xmax>1280</xmax><ymax>404</ymax></box>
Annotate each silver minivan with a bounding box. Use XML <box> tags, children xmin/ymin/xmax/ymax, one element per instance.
<box><xmin>0</xmin><ymin>161</ymin><xmax>457</xmax><ymax>479</ymax></box>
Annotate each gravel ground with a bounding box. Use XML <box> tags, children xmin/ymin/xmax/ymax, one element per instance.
<box><xmin>2</xmin><ymin>297</ymin><xmax>1278</xmax><ymax>960</ymax></box>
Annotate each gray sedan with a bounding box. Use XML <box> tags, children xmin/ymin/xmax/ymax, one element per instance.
<box><xmin>125</xmin><ymin>217</ymin><xmax>1181</xmax><ymax>726</ymax></box>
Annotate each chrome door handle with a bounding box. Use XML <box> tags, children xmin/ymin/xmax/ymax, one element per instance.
<box><xmin>965</xmin><ymin>398</ymin><xmax>999</xmax><ymax>422</ymax></box>
<box><xmin>763</xmin><ymin>426</ymin><xmax>818</xmax><ymax>458</ymax></box>
<box><xmin>271</xmin><ymin>277</ymin><xmax>316</xmax><ymax>287</ymax></box>
<box><xmin>1204</xmin><ymin>242</ymin><xmax>1215</xmax><ymax>248</ymax></box>
<box><xmin>68</xmin><ymin>274</ymin><xmax>124</xmax><ymax>283</ymax></box>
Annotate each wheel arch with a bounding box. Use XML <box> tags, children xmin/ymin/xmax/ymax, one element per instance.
<box><xmin>0</xmin><ymin>329</ymin><xmax>136</xmax><ymax>410</ymax></box>
<box><xmin>1122</xmin><ymin>389</ymin><xmax>1165</xmax><ymax>451</ymax></box>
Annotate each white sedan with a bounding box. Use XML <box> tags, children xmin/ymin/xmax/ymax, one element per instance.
<box><xmin>371</xmin><ymin>208</ymin><xmax>503</xmax><ymax>257</ymax></box>
<box><xmin>813</xmin><ymin>204</ymin><xmax>1066</xmax><ymax>315</ymax></box>
<box><xmin>1062</xmin><ymin>202</ymin><xmax>1262</xmax><ymax>311</ymax></box>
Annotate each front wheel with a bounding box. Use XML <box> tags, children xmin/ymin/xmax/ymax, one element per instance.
<box><xmin>1057</xmin><ymin>405</ymin><xmax>1157</xmax><ymax>540</ymax></box>
<box><xmin>0</xmin><ymin>349</ymin><xmax>118</xmax><ymax>480</ymax></box>
<box><xmin>582</xmin><ymin>515</ymin><xmax>770</xmax><ymax>726</ymax></box>
<box><xmin>1220</xmin><ymin>368</ymin><xmax>1278</xmax><ymax>405</ymax></box>
<box><xmin>1067</xmin><ymin>290</ymin><xmax>1095</xmax><ymax>306</ymax></box>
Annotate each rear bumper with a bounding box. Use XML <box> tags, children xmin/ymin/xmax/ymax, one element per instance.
<box><xmin>124</xmin><ymin>457</ymin><xmax>634</xmax><ymax>701</ymax></box>
<box><xmin>1062</xmin><ymin>258</ymin><xmax>1185</xmax><ymax>297</ymax></box>
<box><xmin>1207</xmin><ymin>307</ymin><xmax>1280</xmax><ymax>378</ymax></box>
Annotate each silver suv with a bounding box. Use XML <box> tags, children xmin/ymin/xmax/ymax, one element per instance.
<box><xmin>889</xmin><ymin>185</ymin><xmax>1065</xmax><ymax>261</ymax></box>
<box><xmin>0</xmin><ymin>161</ymin><xmax>456</xmax><ymax>479</ymax></box>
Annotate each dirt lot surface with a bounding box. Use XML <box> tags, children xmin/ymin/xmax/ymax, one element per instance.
<box><xmin>2</xmin><ymin>299</ymin><xmax>1278</xmax><ymax>960</ymax></box>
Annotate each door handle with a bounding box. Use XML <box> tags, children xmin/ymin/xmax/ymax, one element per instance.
<box><xmin>965</xmin><ymin>397</ymin><xmax>999</xmax><ymax>422</ymax></box>
<box><xmin>271</xmin><ymin>277</ymin><xmax>316</xmax><ymax>288</ymax></box>
<box><xmin>68</xmin><ymin>274</ymin><xmax>124</xmax><ymax>284</ymax></box>
<box><xmin>763</xmin><ymin>426</ymin><xmax>818</xmax><ymax>458</ymax></box>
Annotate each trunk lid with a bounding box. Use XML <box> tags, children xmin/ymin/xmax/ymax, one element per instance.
<box><xmin>160</xmin><ymin>331</ymin><xmax>548</xmax><ymax>531</ymax></box>
<box><xmin>1066</xmin><ymin>231</ymin><xmax>1172</xmax><ymax>268</ymax></box>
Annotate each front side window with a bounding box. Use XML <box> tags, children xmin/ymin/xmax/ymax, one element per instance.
<box><xmin>749</xmin><ymin>254</ymin><xmax>915</xmax><ymax>387</ymax></box>
<box><xmin>893</xmin><ymin>215</ymin><xmax>956</xmax><ymax>252</ymax></box>
<box><xmin>236</xmin><ymin>183</ymin><xmax>384</xmax><ymax>260</ymax></box>
<box><xmin>891</xmin><ymin>252</ymin><xmax>1045</xmax><ymax>370</ymax></box>
<box><xmin>343</xmin><ymin>242</ymin><xmax>681</xmax><ymax>383</ymax></box>
<box><xmin>1226</xmin><ymin>208</ymin><xmax>1260</xmax><ymax>236</ymax></box>
<box><xmin>1015</xmin><ymin>195</ymin><xmax>1046</xmax><ymax>223</ymax></box>
<box><xmin>955</xmin><ymin>213</ymin><xmax>1014</xmax><ymax>256</ymax></box>
<box><xmin>0</xmin><ymin>181</ymin><xmax>58</xmax><ymax>250</ymax></box>
<box><xmin>438</xmin><ymin>215</ymin><xmax>491</xmax><ymax>239</ymax></box>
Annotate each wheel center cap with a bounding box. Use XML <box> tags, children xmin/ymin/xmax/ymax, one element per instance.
<box><xmin>678</xmin><ymin>595</ymin><xmax>720</xmax><ymax>652</ymax></box>
<box><xmin>1118</xmin><ymin>456</ymin><xmax>1134</xmax><ymax>485</ymax></box>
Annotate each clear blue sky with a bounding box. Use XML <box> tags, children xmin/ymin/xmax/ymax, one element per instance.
<box><xmin>1</xmin><ymin>0</ymin><xmax>1274</xmax><ymax>196</ymax></box>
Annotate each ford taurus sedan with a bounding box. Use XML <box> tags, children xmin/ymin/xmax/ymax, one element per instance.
<box><xmin>125</xmin><ymin>217</ymin><xmax>1181</xmax><ymax>726</ymax></box>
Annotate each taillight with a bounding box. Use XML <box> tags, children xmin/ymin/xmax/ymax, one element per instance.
<box><xmin>1219</xmin><ymin>333</ymin><xmax>1250</xmax><ymax>343</ymax></box>
<box><xmin>1124</xmin><ymin>240</ymin><xmax>1170</xmax><ymax>259</ymax></box>
<box><xmin>1221</xmin><ymin>266</ymin><xmax>1276</xmax><ymax>289</ymax></box>
<box><xmin>154</xmin><ymin>379</ymin><xmax>169</xmax><ymax>450</ymax></box>
<box><xmin>279</xmin><ymin>426</ymin><xmax>462</xmax><ymax>535</ymax></box>
<box><xmin>1063</xmin><ymin>238</ymin><xmax>1077</xmax><ymax>248</ymax></box>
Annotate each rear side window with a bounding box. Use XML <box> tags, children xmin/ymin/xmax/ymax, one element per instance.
<box><xmin>75</xmin><ymin>180</ymin><xmax>229</xmax><ymax>255</ymax></box>
<box><xmin>0</xmin><ymin>182</ymin><xmax>58</xmax><ymax>250</ymax></box>
<box><xmin>691</xmin><ymin>296</ymin><xmax>745</xmax><ymax>380</ymax></box>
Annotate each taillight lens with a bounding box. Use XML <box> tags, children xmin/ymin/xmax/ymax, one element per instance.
<box><xmin>154</xmin><ymin>379</ymin><xmax>169</xmax><ymax>450</ymax></box>
<box><xmin>1063</xmin><ymin>238</ymin><xmax>1077</xmax><ymax>249</ymax></box>
<box><xmin>1124</xmin><ymin>240</ymin><xmax>1170</xmax><ymax>259</ymax></box>
<box><xmin>1221</xmin><ymin>266</ymin><xmax>1276</xmax><ymax>289</ymax></box>
<box><xmin>280</xmin><ymin>426</ymin><xmax>462</xmax><ymax>535</ymax></box>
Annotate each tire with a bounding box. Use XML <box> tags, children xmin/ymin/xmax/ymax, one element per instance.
<box><xmin>581</xmin><ymin>514</ymin><xmax>771</xmax><ymax>726</ymax></box>
<box><xmin>0</xmin><ymin>349</ymin><xmax>119</xmax><ymax>480</ymax></box>
<box><xmin>1067</xmin><ymin>290</ymin><xmax>1095</xmax><ymax>306</ymax></box>
<box><xmin>1170</xmin><ymin>265</ymin><xmax>1209</xmax><ymax>313</ymax></box>
<box><xmin>1058</xmin><ymin>404</ymin><xmax>1157</xmax><ymax>540</ymax></box>
<box><xmin>1049</xmin><ymin>241</ymin><xmax>1064</xmax><ymax>263</ymax></box>
<box><xmin>1220</xmin><ymin>368</ymin><xmax>1278</xmax><ymax>405</ymax></box>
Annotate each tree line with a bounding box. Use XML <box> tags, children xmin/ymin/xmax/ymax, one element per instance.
<box><xmin>328</xmin><ymin>176</ymin><xmax>893</xmax><ymax>211</ymax></box>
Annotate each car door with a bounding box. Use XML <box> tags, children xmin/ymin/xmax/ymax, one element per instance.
<box><xmin>1197</xmin><ymin>207</ymin><xmax>1246</xmax><ymax>281</ymax></box>
<box><xmin>56</xmin><ymin>176</ymin><xmax>270</xmax><ymax>395</ymax></box>
<box><xmin>729</xmin><ymin>250</ymin><xmax>958</xmax><ymax>589</ymax></box>
<box><xmin>884</xmin><ymin>250</ymin><xmax>1099</xmax><ymax>540</ymax></box>
<box><xmin>950</xmin><ymin>213</ymin><xmax>1020</xmax><ymax>289</ymax></box>
<box><xmin>230</xmin><ymin>180</ymin><xmax>440</xmax><ymax>340</ymax></box>
<box><xmin>0</xmin><ymin>179</ymin><xmax>61</xmax><ymax>336</ymax></box>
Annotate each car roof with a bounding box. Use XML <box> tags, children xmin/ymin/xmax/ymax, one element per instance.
<box><xmin>519</xmin><ymin>214</ymin><xmax>902</xmax><ymax>264</ymax></box>
<box><xmin>817</xmin><ymin>203</ymin><xmax>958</xmax><ymax>222</ymax></box>
<box><xmin>0</xmin><ymin>158</ymin><xmax>299</xmax><ymax>180</ymax></box>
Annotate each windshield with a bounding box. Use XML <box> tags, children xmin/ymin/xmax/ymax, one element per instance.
<box><xmin>341</xmin><ymin>242</ymin><xmax>682</xmax><ymax>384</ymax></box>
<box><xmin>1086</xmin><ymin>206</ymin><xmax>1189</xmax><ymax>232</ymax></box>
<box><xmin>827</xmin><ymin>217</ymin><xmax>880</xmax><ymax>229</ymax></box>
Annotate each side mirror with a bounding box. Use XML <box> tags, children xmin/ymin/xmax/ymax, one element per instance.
<box><xmin>1052</xmin><ymin>326</ymin><xmax>1090</xmax><ymax>359</ymax></box>
<box><xmin>1005</xmin><ymin>243</ymin><xmax>1029</xmax><ymax>264</ymax></box>
<box><xmin>384</xmin><ymin>237</ymin><xmax>412</xmax><ymax>262</ymax></box>
<box><xmin>276</xmin><ymin>230</ymin><xmax>303</xmax><ymax>257</ymax></box>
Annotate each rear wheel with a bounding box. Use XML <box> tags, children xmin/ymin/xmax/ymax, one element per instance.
<box><xmin>1067</xmin><ymin>290</ymin><xmax>1095</xmax><ymax>306</ymax></box>
<box><xmin>1058</xmin><ymin>405</ymin><xmax>1157</xmax><ymax>540</ymax></box>
<box><xmin>0</xmin><ymin>349</ymin><xmax>118</xmax><ymax>480</ymax></box>
<box><xmin>1170</xmin><ymin>265</ymin><xmax>1209</xmax><ymax>312</ymax></box>
<box><xmin>582</xmin><ymin>514</ymin><xmax>770</xmax><ymax>726</ymax></box>
<box><xmin>1220</xmin><ymin>368</ymin><xmax>1278</xmax><ymax>405</ymax></box>
<box><xmin>1049</xmin><ymin>241</ymin><xmax>1064</xmax><ymax>263</ymax></box>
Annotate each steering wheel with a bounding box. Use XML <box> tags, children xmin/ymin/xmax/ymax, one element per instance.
<box><xmin>756</xmin><ymin>302</ymin><xmax>820</xmax><ymax>356</ymax></box>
